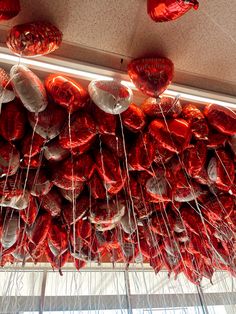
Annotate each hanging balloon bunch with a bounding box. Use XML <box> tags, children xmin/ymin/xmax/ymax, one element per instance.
<box><xmin>0</xmin><ymin>49</ymin><xmax>235</xmax><ymax>285</ymax></box>
<box><xmin>147</xmin><ymin>0</ymin><xmax>199</xmax><ymax>22</ymax></box>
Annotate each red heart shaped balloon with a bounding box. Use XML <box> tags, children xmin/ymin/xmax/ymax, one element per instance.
<box><xmin>147</xmin><ymin>0</ymin><xmax>199</xmax><ymax>23</ymax></box>
<box><xmin>7</xmin><ymin>21</ymin><xmax>62</xmax><ymax>57</ymax></box>
<box><xmin>0</xmin><ymin>100</ymin><xmax>26</xmax><ymax>141</ymax></box>
<box><xmin>128</xmin><ymin>57</ymin><xmax>174</xmax><ymax>97</ymax></box>
<box><xmin>45</xmin><ymin>75</ymin><xmax>89</xmax><ymax>113</ymax></box>
<box><xmin>0</xmin><ymin>0</ymin><xmax>20</xmax><ymax>21</ymax></box>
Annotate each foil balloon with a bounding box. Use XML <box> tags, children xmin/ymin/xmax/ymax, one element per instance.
<box><xmin>0</xmin><ymin>0</ymin><xmax>20</xmax><ymax>21</ymax></box>
<box><xmin>0</xmin><ymin>100</ymin><xmax>26</xmax><ymax>141</ymax></box>
<box><xmin>121</xmin><ymin>103</ymin><xmax>146</xmax><ymax>132</ymax></box>
<box><xmin>41</xmin><ymin>188</ymin><xmax>62</xmax><ymax>217</ymax></box>
<box><xmin>147</xmin><ymin>0</ymin><xmax>199</xmax><ymax>23</ymax></box>
<box><xmin>204</xmin><ymin>104</ymin><xmax>236</xmax><ymax>135</ymax></box>
<box><xmin>0</xmin><ymin>68</ymin><xmax>15</xmax><ymax>103</ymax></box>
<box><xmin>128</xmin><ymin>58</ymin><xmax>174</xmax><ymax>97</ymax></box>
<box><xmin>10</xmin><ymin>65</ymin><xmax>47</xmax><ymax>113</ymax></box>
<box><xmin>20</xmin><ymin>196</ymin><xmax>39</xmax><ymax>225</ymax></box>
<box><xmin>59</xmin><ymin>112</ymin><xmax>96</xmax><ymax>150</ymax></box>
<box><xmin>0</xmin><ymin>190</ymin><xmax>30</xmax><ymax>210</ymax></box>
<box><xmin>141</xmin><ymin>96</ymin><xmax>182</xmax><ymax>118</ymax></box>
<box><xmin>1</xmin><ymin>214</ymin><xmax>19</xmax><ymax>249</ymax></box>
<box><xmin>0</xmin><ymin>141</ymin><xmax>20</xmax><ymax>177</ymax></box>
<box><xmin>45</xmin><ymin>74</ymin><xmax>89</xmax><ymax>113</ymax></box>
<box><xmin>28</xmin><ymin>102</ymin><xmax>67</xmax><ymax>140</ymax></box>
<box><xmin>7</xmin><ymin>21</ymin><xmax>62</xmax><ymax>57</ymax></box>
<box><xmin>44</xmin><ymin>139</ymin><xmax>69</xmax><ymax>162</ymax></box>
<box><xmin>88</xmin><ymin>80</ymin><xmax>133</xmax><ymax>114</ymax></box>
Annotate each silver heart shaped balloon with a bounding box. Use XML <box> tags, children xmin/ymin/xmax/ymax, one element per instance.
<box><xmin>88</xmin><ymin>79</ymin><xmax>133</xmax><ymax>115</ymax></box>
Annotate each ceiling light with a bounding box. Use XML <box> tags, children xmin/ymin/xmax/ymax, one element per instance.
<box><xmin>121</xmin><ymin>80</ymin><xmax>236</xmax><ymax>109</ymax></box>
<box><xmin>0</xmin><ymin>52</ymin><xmax>113</xmax><ymax>81</ymax></box>
<box><xmin>0</xmin><ymin>50</ymin><xmax>236</xmax><ymax>109</ymax></box>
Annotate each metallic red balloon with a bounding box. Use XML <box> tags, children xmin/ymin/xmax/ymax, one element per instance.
<box><xmin>0</xmin><ymin>0</ymin><xmax>20</xmax><ymax>21</ymax></box>
<box><xmin>141</xmin><ymin>96</ymin><xmax>182</xmax><ymax>118</ymax></box>
<box><xmin>59</xmin><ymin>183</ymin><xmax>84</xmax><ymax>202</ymax></box>
<box><xmin>121</xmin><ymin>103</ymin><xmax>146</xmax><ymax>132</ymax></box>
<box><xmin>21</xmin><ymin>153</ymin><xmax>45</xmax><ymax>169</ymax></box>
<box><xmin>0</xmin><ymin>141</ymin><xmax>20</xmax><ymax>177</ymax></box>
<box><xmin>70</xmin><ymin>135</ymin><xmax>96</xmax><ymax>155</ymax></box>
<box><xmin>183</xmin><ymin>141</ymin><xmax>207</xmax><ymax>178</ymax></box>
<box><xmin>0</xmin><ymin>100</ymin><xmax>26</xmax><ymax>141</ymax></box>
<box><xmin>149</xmin><ymin>118</ymin><xmax>191</xmax><ymax>153</ymax></box>
<box><xmin>207</xmin><ymin>149</ymin><xmax>235</xmax><ymax>192</ymax></box>
<box><xmin>93</xmin><ymin>104</ymin><xmax>117</xmax><ymax>135</ymax></box>
<box><xmin>88</xmin><ymin>171</ymin><xmax>106</xmax><ymax>199</ymax></box>
<box><xmin>59</xmin><ymin>112</ymin><xmax>96</xmax><ymax>149</ymax></box>
<box><xmin>182</xmin><ymin>104</ymin><xmax>209</xmax><ymax>140</ymax></box>
<box><xmin>73</xmin><ymin>219</ymin><xmax>92</xmax><ymax>240</ymax></box>
<box><xmin>128</xmin><ymin>57</ymin><xmax>174</xmax><ymax>97</ymax></box>
<box><xmin>62</xmin><ymin>195</ymin><xmax>90</xmax><ymax>225</ymax></box>
<box><xmin>27</xmin><ymin>213</ymin><xmax>51</xmax><ymax>246</ymax></box>
<box><xmin>7</xmin><ymin>21</ymin><xmax>62</xmax><ymax>57</ymax></box>
<box><xmin>128</xmin><ymin>133</ymin><xmax>155</xmax><ymax>172</ymax></box>
<box><xmin>207</xmin><ymin>131</ymin><xmax>228</xmax><ymax>149</ymax></box>
<box><xmin>0</xmin><ymin>68</ymin><xmax>15</xmax><ymax>103</ymax></box>
<box><xmin>44</xmin><ymin>139</ymin><xmax>69</xmax><ymax>162</ymax></box>
<box><xmin>41</xmin><ymin>188</ymin><xmax>62</xmax><ymax>217</ymax></box>
<box><xmin>202</xmin><ymin>194</ymin><xmax>234</xmax><ymax>222</ymax></box>
<box><xmin>60</xmin><ymin>154</ymin><xmax>95</xmax><ymax>182</ymax></box>
<box><xmin>95</xmin><ymin>148</ymin><xmax>122</xmax><ymax>184</ymax></box>
<box><xmin>89</xmin><ymin>200</ymin><xmax>125</xmax><ymax>225</ymax></box>
<box><xmin>101</xmin><ymin>134</ymin><xmax>124</xmax><ymax>159</ymax></box>
<box><xmin>27</xmin><ymin>169</ymin><xmax>53</xmax><ymax>197</ymax></box>
<box><xmin>45</xmin><ymin>243</ymin><xmax>69</xmax><ymax>271</ymax></box>
<box><xmin>74</xmin><ymin>259</ymin><xmax>86</xmax><ymax>271</ymax></box>
<box><xmin>45</xmin><ymin>75</ymin><xmax>89</xmax><ymax>113</ymax></box>
<box><xmin>21</xmin><ymin>131</ymin><xmax>45</xmax><ymax>157</ymax></box>
<box><xmin>153</xmin><ymin>144</ymin><xmax>174</xmax><ymax>165</ymax></box>
<box><xmin>204</xmin><ymin>104</ymin><xmax>236</xmax><ymax>135</ymax></box>
<box><xmin>0</xmin><ymin>174</ymin><xmax>22</xmax><ymax>198</ymax></box>
<box><xmin>20</xmin><ymin>196</ymin><xmax>39</xmax><ymax>225</ymax></box>
<box><xmin>147</xmin><ymin>0</ymin><xmax>199</xmax><ymax>23</ymax></box>
<box><xmin>52</xmin><ymin>169</ymin><xmax>86</xmax><ymax>190</ymax></box>
<box><xmin>28</xmin><ymin>102</ymin><xmax>67</xmax><ymax>140</ymax></box>
<box><xmin>48</xmin><ymin>222</ymin><xmax>68</xmax><ymax>253</ymax></box>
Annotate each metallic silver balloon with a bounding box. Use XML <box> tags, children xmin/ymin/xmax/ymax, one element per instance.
<box><xmin>88</xmin><ymin>79</ymin><xmax>133</xmax><ymax>114</ymax></box>
<box><xmin>10</xmin><ymin>64</ymin><xmax>47</xmax><ymax>113</ymax></box>
<box><xmin>2</xmin><ymin>215</ymin><xmax>19</xmax><ymax>249</ymax></box>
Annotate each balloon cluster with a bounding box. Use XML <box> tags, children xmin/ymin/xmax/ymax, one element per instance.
<box><xmin>0</xmin><ymin>62</ymin><xmax>235</xmax><ymax>285</ymax></box>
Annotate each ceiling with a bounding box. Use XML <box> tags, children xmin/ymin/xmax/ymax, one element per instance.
<box><xmin>0</xmin><ymin>0</ymin><xmax>236</xmax><ymax>96</ymax></box>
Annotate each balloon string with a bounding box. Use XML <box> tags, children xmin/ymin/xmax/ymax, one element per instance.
<box><xmin>202</xmin><ymin>8</ymin><xmax>236</xmax><ymax>46</ymax></box>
